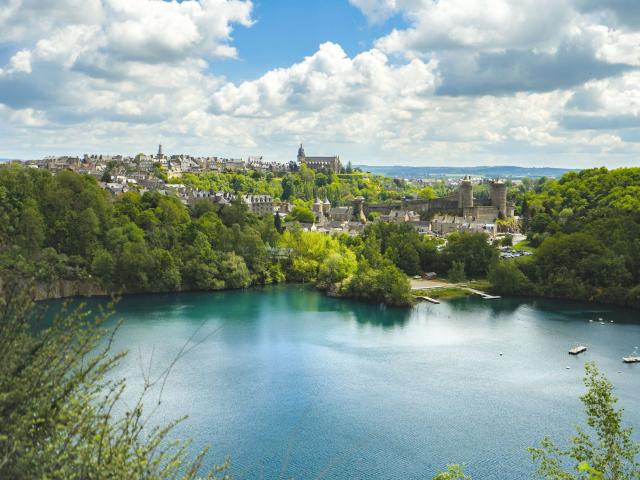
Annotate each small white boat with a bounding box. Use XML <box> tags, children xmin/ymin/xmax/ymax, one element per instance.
<box><xmin>622</xmin><ymin>356</ymin><xmax>640</xmax><ymax>364</ymax></box>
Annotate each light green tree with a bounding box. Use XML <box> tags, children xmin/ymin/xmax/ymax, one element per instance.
<box><xmin>0</xmin><ymin>276</ymin><xmax>228</xmax><ymax>479</ymax></box>
<box><xmin>433</xmin><ymin>464</ymin><xmax>471</xmax><ymax>480</ymax></box>
<box><xmin>530</xmin><ymin>362</ymin><xmax>640</xmax><ymax>479</ymax></box>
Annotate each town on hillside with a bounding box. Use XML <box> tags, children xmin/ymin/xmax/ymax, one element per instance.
<box><xmin>12</xmin><ymin>144</ymin><xmax>517</xmax><ymax>239</ymax></box>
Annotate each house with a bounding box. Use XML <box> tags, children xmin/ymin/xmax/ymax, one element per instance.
<box><xmin>242</xmin><ymin>195</ymin><xmax>274</xmax><ymax>216</ymax></box>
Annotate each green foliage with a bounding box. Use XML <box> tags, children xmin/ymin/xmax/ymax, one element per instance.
<box><xmin>501</xmin><ymin>234</ymin><xmax>513</xmax><ymax>246</ymax></box>
<box><xmin>488</xmin><ymin>260</ymin><xmax>531</xmax><ymax>296</ymax></box>
<box><xmin>364</xmin><ymin>222</ymin><xmax>440</xmax><ymax>275</ymax></box>
<box><xmin>433</xmin><ymin>464</ymin><xmax>472</xmax><ymax>480</ymax></box>
<box><xmin>343</xmin><ymin>259</ymin><xmax>413</xmax><ymax>307</ymax></box>
<box><xmin>514</xmin><ymin>167</ymin><xmax>640</xmax><ymax>307</ymax></box>
<box><xmin>286</xmin><ymin>205</ymin><xmax>315</xmax><ymax>223</ymax></box>
<box><xmin>442</xmin><ymin>232</ymin><xmax>498</xmax><ymax>279</ymax></box>
<box><xmin>0</xmin><ymin>276</ymin><xmax>228</xmax><ymax>479</ymax></box>
<box><xmin>530</xmin><ymin>363</ymin><xmax>640</xmax><ymax>479</ymax></box>
<box><xmin>317</xmin><ymin>251</ymin><xmax>357</xmax><ymax>289</ymax></box>
<box><xmin>418</xmin><ymin>186</ymin><xmax>437</xmax><ymax>199</ymax></box>
<box><xmin>447</xmin><ymin>260</ymin><xmax>467</xmax><ymax>283</ymax></box>
<box><xmin>0</xmin><ymin>165</ymin><xmax>421</xmax><ymax>306</ymax></box>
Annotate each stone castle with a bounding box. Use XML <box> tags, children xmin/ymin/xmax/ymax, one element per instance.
<box><xmin>357</xmin><ymin>175</ymin><xmax>513</xmax><ymax>223</ymax></box>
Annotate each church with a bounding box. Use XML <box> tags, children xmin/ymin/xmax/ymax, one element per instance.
<box><xmin>297</xmin><ymin>144</ymin><xmax>341</xmax><ymax>173</ymax></box>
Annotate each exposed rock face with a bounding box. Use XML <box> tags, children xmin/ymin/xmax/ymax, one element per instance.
<box><xmin>33</xmin><ymin>279</ymin><xmax>109</xmax><ymax>301</ymax></box>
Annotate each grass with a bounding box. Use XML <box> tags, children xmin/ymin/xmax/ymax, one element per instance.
<box><xmin>464</xmin><ymin>279</ymin><xmax>491</xmax><ymax>291</ymax></box>
<box><xmin>413</xmin><ymin>287</ymin><xmax>473</xmax><ymax>299</ymax></box>
<box><xmin>513</xmin><ymin>240</ymin><xmax>536</xmax><ymax>253</ymax></box>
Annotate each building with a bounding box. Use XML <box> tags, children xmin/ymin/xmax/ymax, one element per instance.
<box><xmin>242</xmin><ymin>194</ymin><xmax>274</xmax><ymax>216</ymax></box>
<box><xmin>376</xmin><ymin>210</ymin><xmax>421</xmax><ymax>223</ymax></box>
<box><xmin>297</xmin><ymin>144</ymin><xmax>341</xmax><ymax>173</ymax></box>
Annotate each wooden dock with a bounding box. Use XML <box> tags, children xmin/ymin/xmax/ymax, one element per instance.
<box><xmin>415</xmin><ymin>296</ymin><xmax>440</xmax><ymax>304</ymax></box>
<box><xmin>463</xmin><ymin>287</ymin><xmax>501</xmax><ymax>300</ymax></box>
<box><xmin>569</xmin><ymin>345</ymin><xmax>587</xmax><ymax>355</ymax></box>
<box><xmin>623</xmin><ymin>356</ymin><xmax>640</xmax><ymax>363</ymax></box>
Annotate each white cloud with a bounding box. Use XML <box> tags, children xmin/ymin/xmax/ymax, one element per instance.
<box><xmin>370</xmin><ymin>0</ymin><xmax>575</xmax><ymax>53</ymax></box>
<box><xmin>211</xmin><ymin>42</ymin><xmax>438</xmax><ymax>116</ymax></box>
<box><xmin>348</xmin><ymin>0</ymin><xmax>399</xmax><ymax>23</ymax></box>
<box><xmin>0</xmin><ymin>0</ymin><xmax>640</xmax><ymax>167</ymax></box>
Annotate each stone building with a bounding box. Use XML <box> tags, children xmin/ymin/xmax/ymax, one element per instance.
<box><xmin>242</xmin><ymin>194</ymin><xmax>274</xmax><ymax>216</ymax></box>
<box><xmin>297</xmin><ymin>144</ymin><xmax>341</xmax><ymax>173</ymax></box>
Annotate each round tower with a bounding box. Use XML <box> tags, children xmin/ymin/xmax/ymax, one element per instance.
<box><xmin>312</xmin><ymin>198</ymin><xmax>323</xmax><ymax>215</ymax></box>
<box><xmin>323</xmin><ymin>197</ymin><xmax>331</xmax><ymax>215</ymax></box>
<box><xmin>352</xmin><ymin>196</ymin><xmax>366</xmax><ymax>223</ymax></box>
<box><xmin>458</xmin><ymin>175</ymin><xmax>474</xmax><ymax>209</ymax></box>
<box><xmin>490</xmin><ymin>180</ymin><xmax>508</xmax><ymax>218</ymax></box>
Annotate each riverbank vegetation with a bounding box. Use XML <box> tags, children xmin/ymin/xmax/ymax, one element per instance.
<box><xmin>4</xmin><ymin>164</ymin><xmax>640</xmax><ymax>308</ymax></box>
<box><xmin>0</xmin><ymin>165</ymin><xmax>415</xmax><ymax>306</ymax></box>
<box><xmin>491</xmin><ymin>168</ymin><xmax>640</xmax><ymax>308</ymax></box>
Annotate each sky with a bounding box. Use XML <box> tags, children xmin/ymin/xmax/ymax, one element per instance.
<box><xmin>0</xmin><ymin>0</ymin><xmax>639</xmax><ymax>167</ymax></box>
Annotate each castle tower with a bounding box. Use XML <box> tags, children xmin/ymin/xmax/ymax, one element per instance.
<box><xmin>490</xmin><ymin>180</ymin><xmax>508</xmax><ymax>218</ymax></box>
<box><xmin>458</xmin><ymin>175</ymin><xmax>474</xmax><ymax>209</ymax></box>
<box><xmin>323</xmin><ymin>197</ymin><xmax>331</xmax><ymax>215</ymax></box>
<box><xmin>352</xmin><ymin>196</ymin><xmax>366</xmax><ymax>223</ymax></box>
<box><xmin>157</xmin><ymin>144</ymin><xmax>163</xmax><ymax>158</ymax></box>
<box><xmin>312</xmin><ymin>198</ymin><xmax>323</xmax><ymax>215</ymax></box>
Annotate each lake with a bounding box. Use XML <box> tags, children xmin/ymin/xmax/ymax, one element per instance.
<box><xmin>79</xmin><ymin>285</ymin><xmax>640</xmax><ymax>479</ymax></box>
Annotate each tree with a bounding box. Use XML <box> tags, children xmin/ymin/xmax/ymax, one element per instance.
<box><xmin>530</xmin><ymin>363</ymin><xmax>640</xmax><ymax>479</ymax></box>
<box><xmin>442</xmin><ymin>232</ymin><xmax>498</xmax><ymax>278</ymax></box>
<box><xmin>488</xmin><ymin>260</ymin><xmax>530</xmax><ymax>295</ymax></box>
<box><xmin>274</xmin><ymin>211</ymin><xmax>283</xmax><ymax>233</ymax></box>
<box><xmin>0</xmin><ymin>277</ymin><xmax>228</xmax><ymax>479</ymax></box>
<box><xmin>433</xmin><ymin>465</ymin><xmax>472</xmax><ymax>480</ymax></box>
<box><xmin>286</xmin><ymin>205</ymin><xmax>315</xmax><ymax>223</ymax></box>
<box><xmin>448</xmin><ymin>260</ymin><xmax>466</xmax><ymax>283</ymax></box>
<box><xmin>317</xmin><ymin>251</ymin><xmax>357</xmax><ymax>288</ymax></box>
<box><xmin>218</xmin><ymin>252</ymin><xmax>251</xmax><ymax>289</ymax></box>
<box><xmin>418</xmin><ymin>186</ymin><xmax>437</xmax><ymax>200</ymax></box>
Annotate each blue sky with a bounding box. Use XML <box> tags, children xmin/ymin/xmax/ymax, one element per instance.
<box><xmin>0</xmin><ymin>0</ymin><xmax>639</xmax><ymax>167</ymax></box>
<box><xmin>212</xmin><ymin>0</ymin><xmax>407</xmax><ymax>82</ymax></box>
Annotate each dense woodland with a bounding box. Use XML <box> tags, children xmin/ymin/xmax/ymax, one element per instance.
<box><xmin>0</xmin><ymin>165</ymin><xmax>422</xmax><ymax>306</ymax></box>
<box><xmin>2</xmin><ymin>164</ymin><xmax>640</xmax><ymax>308</ymax></box>
<box><xmin>493</xmin><ymin>168</ymin><xmax>640</xmax><ymax>308</ymax></box>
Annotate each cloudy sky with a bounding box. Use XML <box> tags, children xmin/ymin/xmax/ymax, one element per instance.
<box><xmin>1</xmin><ymin>0</ymin><xmax>639</xmax><ymax>167</ymax></box>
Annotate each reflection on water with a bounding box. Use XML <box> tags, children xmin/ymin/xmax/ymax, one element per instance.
<box><xmin>42</xmin><ymin>285</ymin><xmax>640</xmax><ymax>480</ymax></box>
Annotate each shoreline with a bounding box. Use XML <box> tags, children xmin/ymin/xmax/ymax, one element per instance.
<box><xmin>32</xmin><ymin>279</ymin><xmax>416</xmax><ymax>308</ymax></box>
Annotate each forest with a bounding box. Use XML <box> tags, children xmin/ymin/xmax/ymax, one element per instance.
<box><xmin>3</xmin><ymin>164</ymin><xmax>640</xmax><ymax>309</ymax></box>
<box><xmin>0</xmin><ymin>165</ymin><xmax>420</xmax><ymax>306</ymax></box>
<box><xmin>491</xmin><ymin>168</ymin><xmax>640</xmax><ymax>308</ymax></box>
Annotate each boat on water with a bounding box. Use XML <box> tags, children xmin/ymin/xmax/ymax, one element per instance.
<box><xmin>569</xmin><ymin>345</ymin><xmax>587</xmax><ymax>355</ymax></box>
<box><xmin>622</xmin><ymin>356</ymin><xmax>640</xmax><ymax>363</ymax></box>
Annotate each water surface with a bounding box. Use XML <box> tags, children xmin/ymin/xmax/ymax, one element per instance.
<box><xmin>79</xmin><ymin>286</ymin><xmax>640</xmax><ymax>479</ymax></box>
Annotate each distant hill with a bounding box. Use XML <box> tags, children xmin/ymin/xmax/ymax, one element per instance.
<box><xmin>356</xmin><ymin>165</ymin><xmax>577</xmax><ymax>179</ymax></box>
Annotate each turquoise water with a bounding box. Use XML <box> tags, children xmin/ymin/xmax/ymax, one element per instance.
<box><xmin>79</xmin><ymin>286</ymin><xmax>640</xmax><ymax>479</ymax></box>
